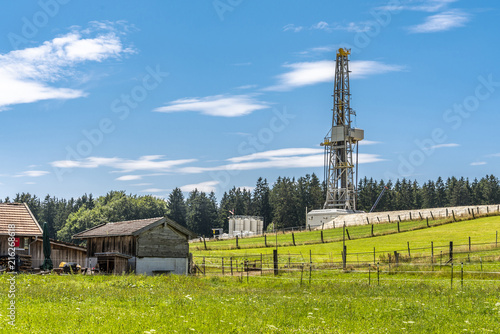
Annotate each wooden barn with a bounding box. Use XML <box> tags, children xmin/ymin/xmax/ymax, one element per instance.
<box><xmin>73</xmin><ymin>217</ymin><xmax>196</xmax><ymax>275</ymax></box>
<box><xmin>0</xmin><ymin>203</ymin><xmax>86</xmax><ymax>270</ymax></box>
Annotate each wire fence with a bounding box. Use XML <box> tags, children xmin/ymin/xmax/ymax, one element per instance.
<box><xmin>190</xmin><ymin>211</ymin><xmax>500</xmax><ymax>251</ymax></box>
<box><xmin>191</xmin><ymin>239</ymin><xmax>500</xmax><ymax>287</ymax></box>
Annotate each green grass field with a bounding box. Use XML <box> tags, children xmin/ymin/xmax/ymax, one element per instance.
<box><xmin>1</xmin><ymin>273</ymin><xmax>499</xmax><ymax>333</ymax></box>
<box><xmin>0</xmin><ymin>216</ymin><xmax>498</xmax><ymax>333</ymax></box>
<box><xmin>192</xmin><ymin>216</ymin><xmax>500</xmax><ymax>260</ymax></box>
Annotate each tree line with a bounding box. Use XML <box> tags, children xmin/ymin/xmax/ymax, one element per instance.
<box><xmin>2</xmin><ymin>174</ymin><xmax>499</xmax><ymax>241</ymax></box>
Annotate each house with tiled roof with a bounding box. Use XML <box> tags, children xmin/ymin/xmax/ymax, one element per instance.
<box><xmin>73</xmin><ymin>216</ymin><xmax>196</xmax><ymax>275</ymax></box>
<box><xmin>0</xmin><ymin>203</ymin><xmax>86</xmax><ymax>271</ymax></box>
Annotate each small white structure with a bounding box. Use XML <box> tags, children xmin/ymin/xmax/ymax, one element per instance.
<box><xmin>307</xmin><ymin>209</ymin><xmax>363</xmax><ymax>229</ymax></box>
<box><xmin>228</xmin><ymin>215</ymin><xmax>263</xmax><ymax>236</ymax></box>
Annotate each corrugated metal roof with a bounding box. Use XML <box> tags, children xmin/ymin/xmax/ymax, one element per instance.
<box><xmin>73</xmin><ymin>216</ymin><xmax>197</xmax><ymax>239</ymax></box>
<box><xmin>0</xmin><ymin>203</ymin><xmax>43</xmax><ymax>236</ymax></box>
<box><xmin>73</xmin><ymin>217</ymin><xmax>164</xmax><ymax>238</ymax></box>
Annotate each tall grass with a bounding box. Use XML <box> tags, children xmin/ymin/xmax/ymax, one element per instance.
<box><xmin>0</xmin><ymin>273</ymin><xmax>499</xmax><ymax>333</ymax></box>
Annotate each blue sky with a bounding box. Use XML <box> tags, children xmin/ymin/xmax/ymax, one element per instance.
<box><xmin>0</xmin><ymin>0</ymin><xmax>499</xmax><ymax>201</ymax></box>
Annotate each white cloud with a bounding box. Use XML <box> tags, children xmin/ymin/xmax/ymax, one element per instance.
<box><xmin>228</xmin><ymin>148</ymin><xmax>323</xmax><ymax>163</ymax></box>
<box><xmin>15</xmin><ymin>170</ymin><xmax>49</xmax><ymax>177</ymax></box>
<box><xmin>379</xmin><ymin>0</ymin><xmax>457</xmax><ymax>13</ymax></box>
<box><xmin>359</xmin><ymin>140</ymin><xmax>381</xmax><ymax>146</ymax></box>
<box><xmin>266</xmin><ymin>60</ymin><xmax>404</xmax><ymax>91</ymax></box>
<box><xmin>116</xmin><ymin>175</ymin><xmax>142</xmax><ymax>181</ymax></box>
<box><xmin>470</xmin><ymin>162</ymin><xmax>486</xmax><ymax>166</ymax></box>
<box><xmin>179</xmin><ymin>148</ymin><xmax>384</xmax><ymax>174</ymax></box>
<box><xmin>140</xmin><ymin>188</ymin><xmax>166</xmax><ymax>193</ymax></box>
<box><xmin>312</xmin><ymin>21</ymin><xmax>329</xmax><ymax>30</ymax></box>
<box><xmin>312</xmin><ymin>21</ymin><xmax>370</xmax><ymax>33</ymax></box>
<box><xmin>24</xmin><ymin>182</ymin><xmax>36</xmax><ymax>185</ymax></box>
<box><xmin>428</xmin><ymin>143</ymin><xmax>460</xmax><ymax>150</ymax></box>
<box><xmin>235</xmin><ymin>84</ymin><xmax>257</xmax><ymax>90</ymax></box>
<box><xmin>0</xmin><ymin>24</ymin><xmax>132</xmax><ymax>110</ymax></box>
<box><xmin>283</xmin><ymin>24</ymin><xmax>304</xmax><ymax>32</ymax></box>
<box><xmin>488</xmin><ymin>153</ymin><xmax>500</xmax><ymax>157</ymax></box>
<box><xmin>131</xmin><ymin>183</ymin><xmax>153</xmax><ymax>186</ymax></box>
<box><xmin>409</xmin><ymin>10</ymin><xmax>469</xmax><ymax>33</ymax></box>
<box><xmin>180</xmin><ymin>181</ymin><xmax>220</xmax><ymax>193</ymax></box>
<box><xmin>153</xmin><ymin>94</ymin><xmax>270</xmax><ymax>117</ymax></box>
<box><xmin>51</xmin><ymin>155</ymin><xmax>195</xmax><ymax>173</ymax></box>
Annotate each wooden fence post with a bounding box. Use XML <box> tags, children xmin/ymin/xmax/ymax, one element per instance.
<box><xmin>407</xmin><ymin>242</ymin><xmax>411</xmax><ymax>258</ymax></box>
<box><xmin>309</xmin><ymin>249</ymin><xmax>312</xmax><ymax>284</ymax></box>
<box><xmin>202</xmin><ymin>257</ymin><xmax>206</xmax><ymax>276</ymax></box>
<box><xmin>446</xmin><ymin>208</ymin><xmax>448</xmax><ymax>217</ymax></box>
<box><xmin>452</xmin><ymin>210</ymin><xmax>456</xmax><ymax>222</ymax></box>
<box><xmin>321</xmin><ymin>230</ymin><xmax>324</xmax><ymax>243</ymax></box>
<box><xmin>264</xmin><ymin>234</ymin><xmax>267</xmax><ymax>247</ymax></box>
<box><xmin>430</xmin><ymin>211</ymin><xmax>434</xmax><ymax>220</ymax></box>
<box><xmin>346</xmin><ymin>229</ymin><xmax>351</xmax><ymax>240</ymax></box>
<box><xmin>377</xmin><ymin>217</ymin><xmax>380</xmax><ymax>223</ymax></box>
<box><xmin>236</xmin><ymin>235</ymin><xmax>239</xmax><ymax>249</ymax></box>
<box><xmin>373</xmin><ymin>247</ymin><xmax>376</xmax><ymax>264</ymax></box>
<box><xmin>366</xmin><ymin>217</ymin><xmax>370</xmax><ymax>225</ymax></box>
<box><xmin>222</xmin><ymin>257</ymin><xmax>224</xmax><ymax>275</ymax></box>
<box><xmin>397</xmin><ymin>221</ymin><xmax>400</xmax><ymax>233</ymax></box>
<box><xmin>371</xmin><ymin>224</ymin><xmax>374</xmax><ymax>237</ymax></box>
<box><xmin>388</xmin><ymin>215</ymin><xmax>391</xmax><ymax>223</ymax></box>
<box><xmin>472</xmin><ymin>210</ymin><xmax>475</xmax><ymax>219</ymax></box>
<box><xmin>449</xmin><ymin>241</ymin><xmax>453</xmax><ymax>263</ymax></box>
<box><xmin>469</xmin><ymin>237</ymin><xmax>471</xmax><ymax>251</ymax></box>
<box><xmin>431</xmin><ymin>241</ymin><xmax>434</xmax><ymax>264</ymax></box>
<box><xmin>231</xmin><ymin>257</ymin><xmax>233</xmax><ymax>276</ymax></box>
<box><xmin>342</xmin><ymin>245</ymin><xmax>347</xmax><ymax>270</ymax></box>
<box><xmin>292</xmin><ymin>232</ymin><xmax>296</xmax><ymax>246</ymax></box>
<box><xmin>203</xmin><ymin>236</ymin><xmax>207</xmax><ymax>250</ymax></box>
<box><xmin>419</xmin><ymin>212</ymin><xmax>423</xmax><ymax>220</ymax></box>
<box><xmin>409</xmin><ymin>212</ymin><xmax>412</xmax><ymax>220</ymax></box>
<box><xmin>426</xmin><ymin>217</ymin><xmax>429</xmax><ymax>227</ymax></box>
<box><xmin>273</xmin><ymin>249</ymin><xmax>278</xmax><ymax>276</ymax></box>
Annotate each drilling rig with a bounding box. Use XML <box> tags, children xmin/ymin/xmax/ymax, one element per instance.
<box><xmin>307</xmin><ymin>48</ymin><xmax>364</xmax><ymax>228</ymax></box>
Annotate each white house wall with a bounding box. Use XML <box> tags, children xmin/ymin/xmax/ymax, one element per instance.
<box><xmin>135</xmin><ymin>257</ymin><xmax>188</xmax><ymax>275</ymax></box>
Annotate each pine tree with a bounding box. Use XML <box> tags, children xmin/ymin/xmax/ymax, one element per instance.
<box><xmin>167</xmin><ymin>188</ymin><xmax>187</xmax><ymax>227</ymax></box>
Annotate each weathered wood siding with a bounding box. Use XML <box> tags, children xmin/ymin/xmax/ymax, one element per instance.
<box><xmin>137</xmin><ymin>224</ymin><xmax>188</xmax><ymax>258</ymax></box>
<box><xmin>86</xmin><ymin>236</ymin><xmax>136</xmax><ymax>257</ymax></box>
<box><xmin>0</xmin><ymin>237</ymin><xmax>86</xmax><ymax>269</ymax></box>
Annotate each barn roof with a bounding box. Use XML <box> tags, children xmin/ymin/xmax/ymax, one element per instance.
<box><xmin>72</xmin><ymin>217</ymin><xmax>196</xmax><ymax>239</ymax></box>
<box><xmin>0</xmin><ymin>203</ymin><xmax>43</xmax><ymax>236</ymax></box>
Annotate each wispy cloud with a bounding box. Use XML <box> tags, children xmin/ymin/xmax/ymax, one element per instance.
<box><xmin>283</xmin><ymin>24</ymin><xmax>304</xmax><ymax>32</ymax></box>
<box><xmin>15</xmin><ymin>170</ymin><xmax>49</xmax><ymax>177</ymax></box>
<box><xmin>428</xmin><ymin>143</ymin><xmax>460</xmax><ymax>150</ymax></box>
<box><xmin>235</xmin><ymin>84</ymin><xmax>258</xmax><ymax>90</ymax></box>
<box><xmin>0</xmin><ymin>22</ymin><xmax>133</xmax><ymax>110</ymax></box>
<box><xmin>179</xmin><ymin>148</ymin><xmax>384</xmax><ymax>174</ymax></box>
<box><xmin>116</xmin><ymin>175</ymin><xmax>142</xmax><ymax>181</ymax></box>
<box><xmin>359</xmin><ymin>140</ymin><xmax>381</xmax><ymax>146</ymax></box>
<box><xmin>153</xmin><ymin>94</ymin><xmax>270</xmax><ymax>117</ymax></box>
<box><xmin>409</xmin><ymin>9</ymin><xmax>469</xmax><ymax>33</ymax></box>
<box><xmin>51</xmin><ymin>155</ymin><xmax>195</xmax><ymax>173</ymax></box>
<box><xmin>180</xmin><ymin>181</ymin><xmax>219</xmax><ymax>193</ymax></box>
<box><xmin>470</xmin><ymin>162</ymin><xmax>486</xmax><ymax>166</ymax></box>
<box><xmin>379</xmin><ymin>0</ymin><xmax>458</xmax><ymax>13</ymax></box>
<box><xmin>265</xmin><ymin>60</ymin><xmax>404</xmax><ymax>91</ymax></box>
<box><xmin>140</xmin><ymin>188</ymin><xmax>166</xmax><ymax>193</ymax></box>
